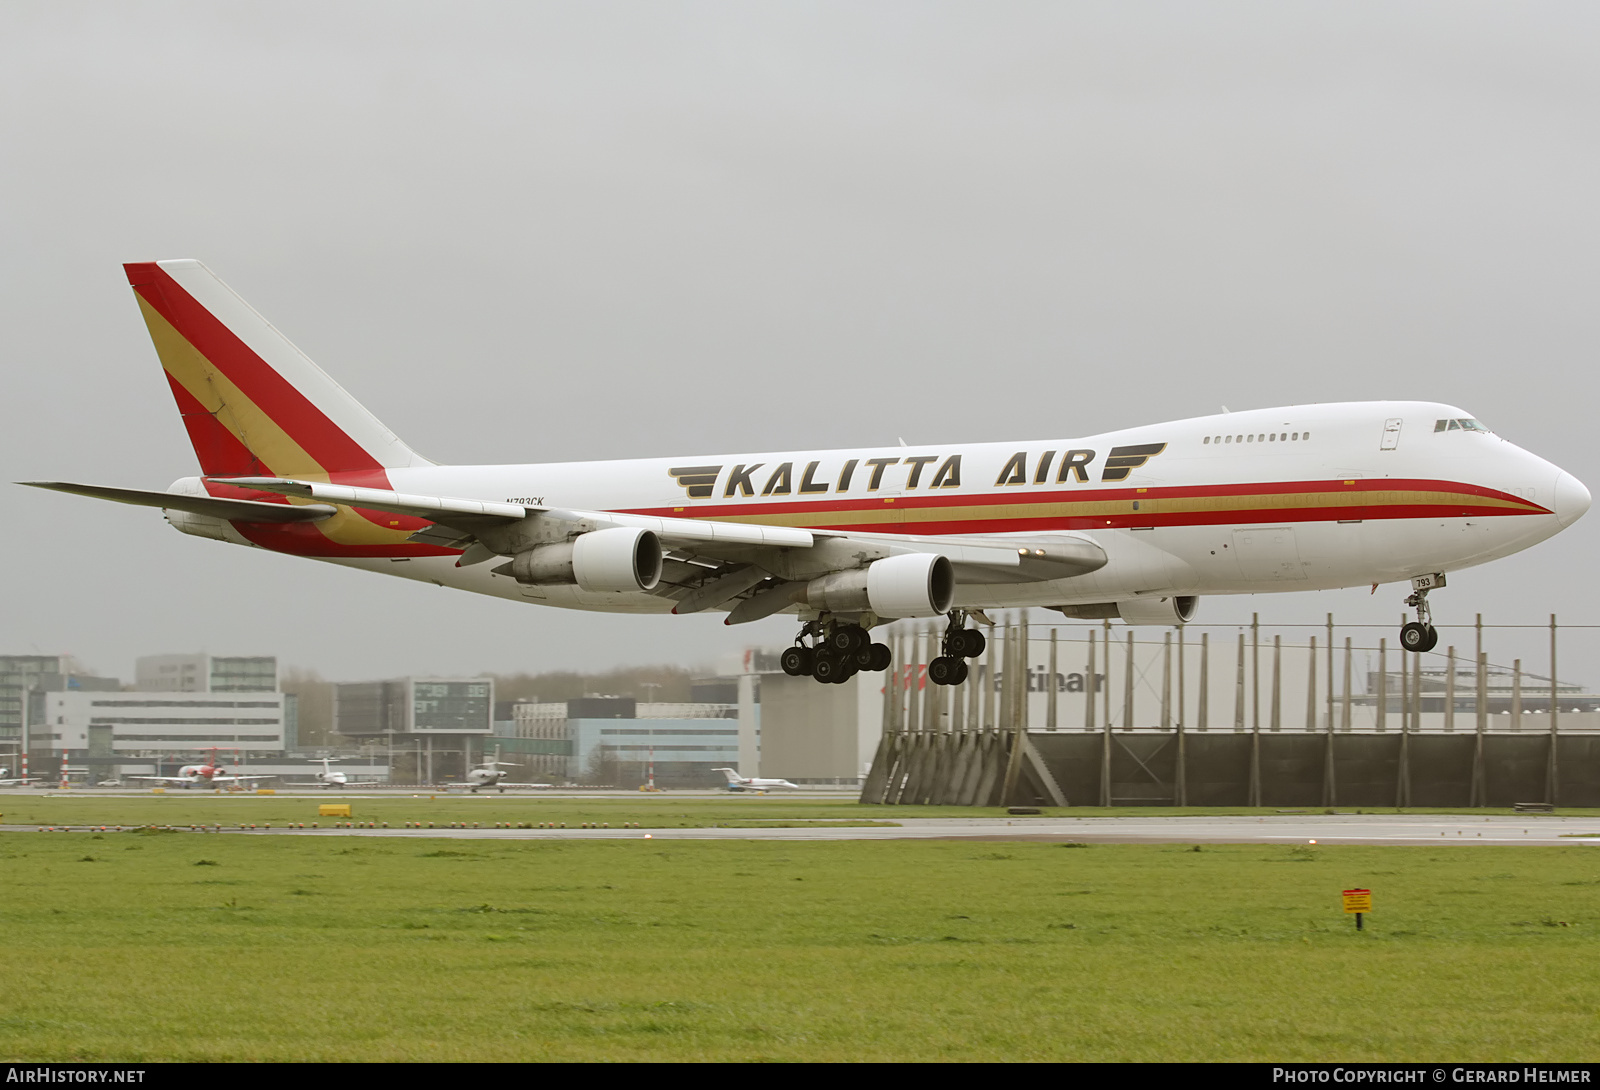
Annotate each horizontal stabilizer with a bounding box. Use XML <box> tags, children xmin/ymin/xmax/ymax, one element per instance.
<box><xmin>20</xmin><ymin>481</ymin><xmax>336</xmax><ymax>523</ymax></box>
<box><xmin>214</xmin><ymin>476</ymin><xmax>527</xmax><ymax>525</ymax></box>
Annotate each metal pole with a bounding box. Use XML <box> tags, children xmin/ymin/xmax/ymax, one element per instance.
<box><xmin>1198</xmin><ymin>632</ymin><xmax>1209</xmax><ymax>733</ymax></box>
<box><xmin>1176</xmin><ymin>626</ymin><xmax>1188</xmax><ymax>806</ymax></box>
<box><xmin>1326</xmin><ymin>613</ymin><xmax>1335</xmax><ymax>738</ymax></box>
<box><xmin>1161</xmin><ymin>631</ymin><xmax>1172</xmax><ymax>731</ymax></box>
<box><xmin>1412</xmin><ymin>638</ymin><xmax>1422</xmax><ymax>733</ymax></box>
<box><xmin>1251</xmin><ymin>612</ymin><xmax>1260</xmax><ymax>735</ymax></box>
<box><xmin>1123</xmin><ymin>629</ymin><xmax>1134</xmax><ymax>730</ymax></box>
<box><xmin>967</xmin><ymin>629</ymin><xmax>981</xmax><ymax>731</ymax></box>
<box><xmin>1377</xmin><ymin>639</ymin><xmax>1387</xmax><ymax>732</ymax></box>
<box><xmin>1475</xmin><ymin>613</ymin><xmax>1484</xmax><ymax>727</ymax></box>
<box><xmin>883</xmin><ymin>632</ymin><xmax>900</xmax><ymax>733</ymax></box>
<box><xmin>1305</xmin><ymin>636</ymin><xmax>1316</xmax><ymax>731</ymax></box>
<box><xmin>996</xmin><ymin>624</ymin><xmax>1011</xmax><ymax>736</ymax></box>
<box><xmin>1476</xmin><ymin>649</ymin><xmax>1487</xmax><ymax>737</ymax></box>
<box><xmin>1445</xmin><ymin>646</ymin><xmax>1456</xmax><ymax>732</ymax></box>
<box><xmin>1234</xmin><ymin>633</ymin><xmax>1245</xmax><ymax>732</ymax></box>
<box><xmin>906</xmin><ymin>629</ymin><xmax>922</xmax><ymax>736</ymax></box>
<box><xmin>1177</xmin><ymin>622</ymin><xmax>1186</xmax><ymax>732</ymax></box>
<box><xmin>1103</xmin><ymin>623</ymin><xmax>1112</xmax><ymax>733</ymax></box>
<box><xmin>1341</xmin><ymin>637</ymin><xmax>1352</xmax><ymax>733</ymax></box>
<box><xmin>983</xmin><ymin>624</ymin><xmax>996</xmax><ymax>731</ymax></box>
<box><xmin>1248</xmin><ymin>637</ymin><xmax>1262</xmax><ymax>807</ymax></box>
<box><xmin>1270</xmin><ymin>634</ymin><xmax>1281</xmax><ymax>733</ymax></box>
<box><xmin>1473</xmin><ymin>649</ymin><xmax>1488</xmax><ymax>808</ymax></box>
<box><xmin>1100</xmin><ymin>624</ymin><xmax>1112</xmax><ymax>806</ymax></box>
<box><xmin>1549</xmin><ymin>614</ymin><xmax>1560</xmax><ymax>806</ymax></box>
<box><xmin>1047</xmin><ymin>629</ymin><xmax>1058</xmax><ymax>730</ymax></box>
<box><xmin>1019</xmin><ymin>613</ymin><xmax>1030</xmax><ymax>730</ymax></box>
<box><xmin>1512</xmin><ymin>658</ymin><xmax>1522</xmax><ymax>733</ymax></box>
<box><xmin>1084</xmin><ymin>630</ymin><xmax>1096</xmax><ymax>732</ymax></box>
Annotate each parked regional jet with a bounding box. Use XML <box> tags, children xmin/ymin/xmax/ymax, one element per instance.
<box><xmin>126</xmin><ymin>749</ymin><xmax>273</xmax><ymax>789</ymax></box>
<box><xmin>23</xmin><ymin>261</ymin><xmax>1591</xmax><ymax>686</ymax></box>
<box><xmin>714</xmin><ymin>768</ymin><xmax>801</xmax><ymax>793</ymax></box>
<box><xmin>0</xmin><ymin>768</ymin><xmax>39</xmax><ymax>787</ymax></box>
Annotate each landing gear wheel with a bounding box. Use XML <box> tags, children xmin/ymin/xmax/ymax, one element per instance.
<box><xmin>928</xmin><ymin>656</ymin><xmax>963</xmax><ymax>686</ymax></box>
<box><xmin>829</xmin><ymin>625</ymin><xmax>868</xmax><ymax>654</ymax></box>
<box><xmin>867</xmin><ymin>643</ymin><xmax>892</xmax><ymax>672</ymax></box>
<box><xmin>813</xmin><ymin>653</ymin><xmax>845</xmax><ymax>684</ymax></box>
<box><xmin>941</xmin><ymin>611</ymin><xmax>986</xmax><ymax>659</ymax></box>
<box><xmin>781</xmin><ymin>646</ymin><xmax>815</xmax><ymax>676</ymax></box>
<box><xmin>955</xmin><ymin>628</ymin><xmax>986</xmax><ymax>658</ymax></box>
<box><xmin>1400</xmin><ymin>621</ymin><xmax>1438</xmax><ymax>654</ymax></box>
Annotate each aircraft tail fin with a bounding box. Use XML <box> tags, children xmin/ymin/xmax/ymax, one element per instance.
<box><xmin>123</xmin><ymin>260</ymin><xmax>432</xmax><ymax>480</ymax></box>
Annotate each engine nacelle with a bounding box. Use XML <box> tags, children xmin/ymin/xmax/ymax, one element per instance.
<box><xmin>510</xmin><ymin>527</ymin><xmax>662</xmax><ymax>592</ymax></box>
<box><xmin>799</xmin><ymin>553</ymin><xmax>954</xmax><ymax>618</ymax></box>
<box><xmin>1054</xmin><ymin>596</ymin><xmax>1198</xmax><ymax>625</ymax></box>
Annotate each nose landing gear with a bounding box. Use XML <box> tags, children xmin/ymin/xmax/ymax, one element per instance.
<box><xmin>1400</xmin><ymin>573</ymin><xmax>1444</xmax><ymax>653</ymax></box>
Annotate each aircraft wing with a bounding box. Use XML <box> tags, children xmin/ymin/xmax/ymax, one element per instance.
<box><xmin>205</xmin><ymin>476</ymin><xmax>1108</xmax><ymax>619</ymax></box>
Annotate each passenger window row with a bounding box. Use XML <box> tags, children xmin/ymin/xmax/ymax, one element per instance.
<box><xmin>1203</xmin><ymin>432</ymin><xmax>1307</xmax><ymax>445</ymax></box>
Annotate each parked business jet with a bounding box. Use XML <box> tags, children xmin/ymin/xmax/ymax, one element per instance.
<box><xmin>449</xmin><ymin>747</ymin><xmax>553</xmax><ymax>793</ymax></box>
<box><xmin>714</xmin><ymin>768</ymin><xmax>801</xmax><ymax>793</ymax></box>
<box><xmin>23</xmin><ymin>261</ymin><xmax>1590</xmax><ymax>686</ymax></box>
<box><xmin>285</xmin><ymin>756</ymin><xmax>380</xmax><ymax>790</ymax></box>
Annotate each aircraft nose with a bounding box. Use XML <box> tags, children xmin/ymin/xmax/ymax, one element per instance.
<box><xmin>1553</xmin><ymin>471</ymin><xmax>1591</xmax><ymax>528</ymax></box>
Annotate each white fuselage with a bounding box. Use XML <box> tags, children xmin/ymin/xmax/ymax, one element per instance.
<box><xmin>188</xmin><ymin>401</ymin><xmax>1587</xmax><ymax>617</ymax></box>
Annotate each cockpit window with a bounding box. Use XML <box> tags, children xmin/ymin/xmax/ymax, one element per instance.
<box><xmin>1434</xmin><ymin>418</ymin><xmax>1492</xmax><ymax>434</ymax></box>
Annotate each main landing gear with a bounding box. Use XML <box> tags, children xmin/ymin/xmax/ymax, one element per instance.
<box><xmin>780</xmin><ymin>611</ymin><xmax>991</xmax><ymax>686</ymax></box>
<box><xmin>780</xmin><ymin>620</ymin><xmax>892</xmax><ymax>685</ymax></box>
<box><xmin>1399</xmin><ymin>573</ymin><xmax>1445</xmax><ymax>653</ymax></box>
<box><xmin>926</xmin><ymin>610</ymin><xmax>987</xmax><ymax>687</ymax></box>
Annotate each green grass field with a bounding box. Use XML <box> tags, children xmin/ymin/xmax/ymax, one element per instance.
<box><xmin>1</xmin><ymin>824</ymin><xmax>1597</xmax><ymax>1061</ymax></box>
<box><xmin>4</xmin><ymin>791</ymin><xmax>1597</xmax><ymax>830</ymax></box>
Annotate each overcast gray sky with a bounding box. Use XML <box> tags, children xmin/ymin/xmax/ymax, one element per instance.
<box><xmin>5</xmin><ymin>2</ymin><xmax>1598</xmax><ymax>684</ymax></box>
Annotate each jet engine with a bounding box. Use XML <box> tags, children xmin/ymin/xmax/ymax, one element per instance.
<box><xmin>1053</xmin><ymin>596</ymin><xmax>1198</xmax><ymax>625</ymax></box>
<box><xmin>797</xmin><ymin>553</ymin><xmax>955</xmax><ymax>618</ymax></box>
<box><xmin>509</xmin><ymin>527</ymin><xmax>663</xmax><ymax>592</ymax></box>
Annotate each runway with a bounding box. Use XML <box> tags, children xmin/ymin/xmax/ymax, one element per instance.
<box><xmin>18</xmin><ymin>813</ymin><xmax>1597</xmax><ymax>845</ymax></box>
